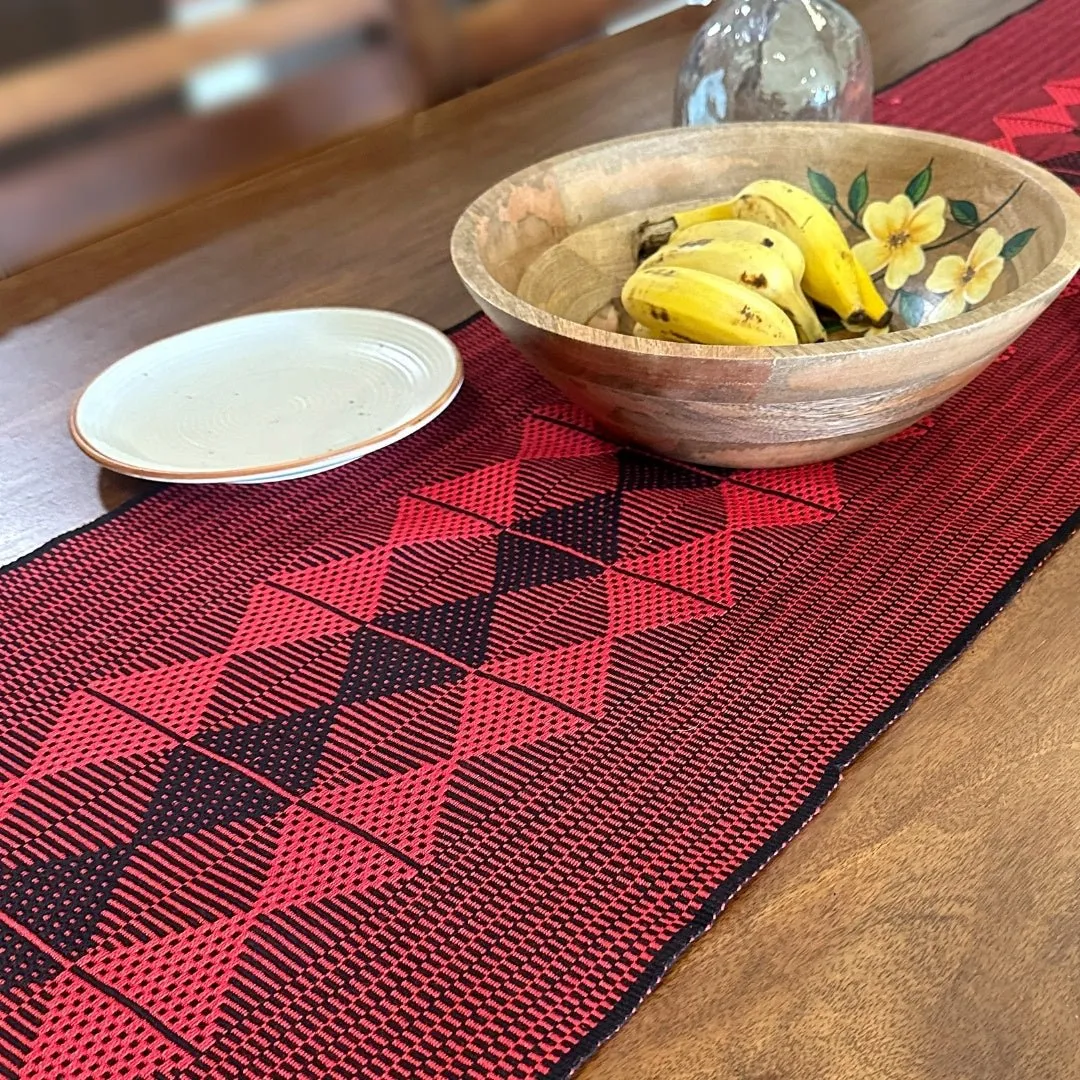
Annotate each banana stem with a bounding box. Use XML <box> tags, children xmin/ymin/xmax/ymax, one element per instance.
<box><xmin>636</xmin><ymin>219</ymin><xmax>677</xmax><ymax>261</ymax></box>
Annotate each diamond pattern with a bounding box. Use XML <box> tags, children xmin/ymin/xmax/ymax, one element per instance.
<box><xmin>419</xmin><ymin>461</ymin><xmax>520</xmax><ymax>524</ymax></box>
<box><xmin>513</xmin><ymin>455</ymin><xmax>620</xmax><ymax>520</ymax></box>
<box><xmin>0</xmin><ymin>404</ymin><xmax>841</xmax><ymax>991</ymax></box>
<box><xmin>389</xmin><ymin>495</ymin><xmax>501</xmax><ymax>545</ymax></box>
<box><xmin>90</xmin><ymin>654</ymin><xmax>231</xmax><ymax>739</ymax></box>
<box><xmin>0</xmin><ymin>341</ymin><xmax>859</xmax><ymax>1075</ymax></box>
<box><xmin>0</xmin><ymin>27</ymin><xmax>1076</xmax><ymax>1074</ymax></box>
<box><xmin>0</xmin><ymin>751</ymin><xmax>166</xmax><ymax>865</ymax></box>
<box><xmin>378</xmin><ymin>535</ymin><xmax>500</xmax><ymax>613</ymax></box>
<box><xmin>483</xmin><ymin>637</ymin><xmax>611</xmax><ymax>718</ymax></box>
<box><xmin>0</xmin><ymin>398</ymin><xmax>846</xmax><ymax>1070</ymax></box>
<box><xmin>17</xmin><ymin>970</ymin><xmax>194</xmax><ymax>1078</ymax></box>
<box><xmin>95</xmin><ymin>814</ymin><xmax>284</xmax><ymax>948</ymax></box>
<box><xmin>318</xmin><ymin>683</ymin><xmax>465</xmax><ymax>785</ymax></box>
<box><xmin>197</xmin><ymin>705</ymin><xmax>337</xmax><ymax>794</ymax></box>
<box><xmin>338</xmin><ymin>627</ymin><xmax>466</xmax><ymax>704</ymax></box>
<box><xmin>516</xmin><ymin>492</ymin><xmax>622</xmax><ymax>563</ymax></box>
<box><xmin>0</xmin><ymin>844</ymin><xmax>134</xmax><ymax>957</ymax></box>
<box><xmin>136</xmin><ymin>747</ymin><xmax>285</xmax><ymax>845</ymax></box>
<box><xmin>229</xmin><ymin>584</ymin><xmax>357</xmax><ymax>652</ymax></box>
<box><xmin>80</xmin><ymin>911</ymin><xmax>255</xmax><ymax>1048</ymax></box>
<box><xmin>0</xmin><ymin>925</ymin><xmax>61</xmax><ymax>994</ymax></box>
<box><xmin>199</xmin><ymin>633</ymin><xmax>355</xmax><ymax>737</ymax></box>
<box><xmin>306</xmin><ymin>760</ymin><xmax>454</xmax><ymax>865</ymax></box>
<box><xmin>455</xmin><ymin>676</ymin><xmax>586</xmax><ymax>760</ymax></box>
<box><xmin>18</xmin><ymin>691</ymin><xmax>176</xmax><ymax>781</ymax></box>
<box><xmin>487</xmin><ymin>577</ymin><xmax>610</xmax><ymax>661</ymax></box>
<box><xmin>616</xmin><ymin>449</ymin><xmax>722</xmax><ymax>492</ymax></box>
<box><xmin>273</xmin><ymin>547</ymin><xmax>393</xmax><ymax>622</ymax></box>
<box><xmin>252</xmin><ymin>804</ymin><xmax>409</xmax><ymax>911</ymax></box>
<box><xmin>492</xmin><ymin>531</ymin><xmax>605</xmax><ymax>592</ymax></box>
<box><xmin>376</xmin><ymin>593</ymin><xmax>498</xmax><ymax>667</ymax></box>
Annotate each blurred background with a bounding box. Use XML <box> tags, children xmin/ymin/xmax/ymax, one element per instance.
<box><xmin>0</xmin><ymin>0</ymin><xmax>687</xmax><ymax>274</ymax></box>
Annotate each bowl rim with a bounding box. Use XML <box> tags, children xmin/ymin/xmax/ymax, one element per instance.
<box><xmin>450</xmin><ymin>122</ymin><xmax>1080</xmax><ymax>363</ymax></box>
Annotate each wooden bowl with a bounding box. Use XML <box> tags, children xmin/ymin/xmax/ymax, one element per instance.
<box><xmin>450</xmin><ymin>123</ymin><xmax>1080</xmax><ymax>467</ymax></box>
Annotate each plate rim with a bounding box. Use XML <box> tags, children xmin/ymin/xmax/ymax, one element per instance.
<box><xmin>69</xmin><ymin>308</ymin><xmax>464</xmax><ymax>482</ymax></box>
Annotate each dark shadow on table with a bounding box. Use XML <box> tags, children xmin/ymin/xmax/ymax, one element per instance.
<box><xmin>98</xmin><ymin>467</ymin><xmax>156</xmax><ymax>512</ymax></box>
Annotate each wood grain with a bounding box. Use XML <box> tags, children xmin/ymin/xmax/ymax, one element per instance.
<box><xmin>580</xmin><ymin>533</ymin><xmax>1080</xmax><ymax>1080</ymax></box>
<box><xmin>0</xmin><ymin>0</ymin><xmax>167</xmax><ymax>72</ymax></box>
<box><xmin>1</xmin><ymin>2</ymin><xmax>1076</xmax><ymax>1077</ymax></box>
<box><xmin>0</xmin><ymin>43</ymin><xmax>418</xmax><ymax>274</ymax></box>
<box><xmin>0</xmin><ymin>0</ymin><xmax>1036</xmax><ymax>275</ymax></box>
<box><xmin>851</xmin><ymin>0</ymin><xmax>1036</xmax><ymax>85</ymax></box>
<box><xmin>455</xmin><ymin>0</ymin><xmax>654</xmax><ymax>88</ymax></box>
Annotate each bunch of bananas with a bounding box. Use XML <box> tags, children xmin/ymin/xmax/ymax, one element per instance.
<box><xmin>622</xmin><ymin>178</ymin><xmax>891</xmax><ymax>347</ymax></box>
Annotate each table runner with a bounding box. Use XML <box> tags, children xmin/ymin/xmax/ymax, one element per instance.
<box><xmin>1</xmin><ymin>3</ymin><xmax>1078</xmax><ymax>1076</ymax></box>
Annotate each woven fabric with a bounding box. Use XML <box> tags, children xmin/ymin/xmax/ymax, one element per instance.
<box><xmin>1</xmin><ymin>6</ymin><xmax>1079</xmax><ymax>1077</ymax></box>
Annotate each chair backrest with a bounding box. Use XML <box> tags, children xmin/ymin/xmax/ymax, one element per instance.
<box><xmin>452</xmin><ymin>0</ymin><xmax>659</xmax><ymax>89</ymax></box>
<box><xmin>0</xmin><ymin>0</ymin><xmax>658</xmax><ymax>272</ymax></box>
<box><xmin>0</xmin><ymin>0</ymin><xmax>402</xmax><ymax>146</ymax></box>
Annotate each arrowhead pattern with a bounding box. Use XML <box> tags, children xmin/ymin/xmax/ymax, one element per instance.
<box><xmin>991</xmin><ymin>75</ymin><xmax>1080</xmax><ymax>153</ymax></box>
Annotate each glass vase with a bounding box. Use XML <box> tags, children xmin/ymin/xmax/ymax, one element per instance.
<box><xmin>675</xmin><ymin>0</ymin><xmax>874</xmax><ymax>126</ymax></box>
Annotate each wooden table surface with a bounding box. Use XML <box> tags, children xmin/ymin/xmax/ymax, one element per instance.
<box><xmin>2</xmin><ymin>1</ymin><xmax>1076</xmax><ymax>1076</ymax></box>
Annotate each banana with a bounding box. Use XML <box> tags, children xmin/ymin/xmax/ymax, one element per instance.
<box><xmin>725</xmin><ymin>180</ymin><xmax>891</xmax><ymax>329</ymax></box>
<box><xmin>637</xmin><ymin>180</ymin><xmax>892</xmax><ymax>331</ymax></box>
<box><xmin>850</xmin><ymin>255</ymin><xmax>891</xmax><ymax>331</ymax></box>
<box><xmin>621</xmin><ymin>265</ymin><xmax>798</xmax><ymax>347</ymax></box>
<box><xmin>642</xmin><ymin>237</ymin><xmax>825</xmax><ymax>343</ymax></box>
<box><xmin>668</xmin><ymin>220</ymin><xmax>806</xmax><ymax>283</ymax></box>
<box><xmin>636</xmin><ymin>201</ymin><xmax>734</xmax><ymax>259</ymax></box>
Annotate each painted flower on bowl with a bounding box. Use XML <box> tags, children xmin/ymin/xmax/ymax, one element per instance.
<box><xmin>806</xmin><ymin>161</ymin><xmax>1035</xmax><ymax>329</ymax></box>
<box><xmin>852</xmin><ymin>193</ymin><xmax>947</xmax><ymax>289</ymax></box>
<box><xmin>925</xmin><ymin>227</ymin><xmax>1006</xmax><ymax>322</ymax></box>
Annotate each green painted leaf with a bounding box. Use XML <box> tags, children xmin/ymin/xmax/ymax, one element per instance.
<box><xmin>949</xmin><ymin>199</ymin><xmax>979</xmax><ymax>227</ymax></box>
<box><xmin>904</xmin><ymin>160</ymin><xmax>933</xmax><ymax>204</ymax></box>
<box><xmin>807</xmin><ymin>169</ymin><xmax>837</xmax><ymax>207</ymax></box>
<box><xmin>1001</xmin><ymin>227</ymin><xmax>1036</xmax><ymax>260</ymax></box>
<box><xmin>896</xmin><ymin>289</ymin><xmax>926</xmax><ymax>328</ymax></box>
<box><xmin>848</xmin><ymin>170</ymin><xmax>869</xmax><ymax>218</ymax></box>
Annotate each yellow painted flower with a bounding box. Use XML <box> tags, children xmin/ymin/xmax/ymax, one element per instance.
<box><xmin>925</xmin><ymin>228</ymin><xmax>1006</xmax><ymax>323</ymax></box>
<box><xmin>853</xmin><ymin>193</ymin><xmax>947</xmax><ymax>290</ymax></box>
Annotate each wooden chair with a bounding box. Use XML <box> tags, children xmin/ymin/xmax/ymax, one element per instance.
<box><xmin>0</xmin><ymin>0</ymin><xmax>657</xmax><ymax>273</ymax></box>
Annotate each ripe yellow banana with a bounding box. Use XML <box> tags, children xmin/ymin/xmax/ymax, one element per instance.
<box><xmin>668</xmin><ymin>220</ymin><xmax>806</xmax><ymax>283</ymax></box>
<box><xmin>726</xmin><ymin>180</ymin><xmax>891</xmax><ymax>329</ymax></box>
<box><xmin>642</xmin><ymin>237</ymin><xmax>825</xmax><ymax>343</ymax></box>
<box><xmin>850</xmin><ymin>255</ymin><xmax>891</xmax><ymax>331</ymax></box>
<box><xmin>621</xmin><ymin>265</ymin><xmax>798</xmax><ymax>347</ymax></box>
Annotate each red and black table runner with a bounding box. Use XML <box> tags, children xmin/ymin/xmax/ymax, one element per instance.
<box><xmin>0</xmin><ymin>2</ymin><xmax>1078</xmax><ymax>1075</ymax></box>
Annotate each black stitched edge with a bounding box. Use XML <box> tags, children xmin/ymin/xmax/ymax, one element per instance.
<box><xmin>4</xmin><ymin>309</ymin><xmax>1077</xmax><ymax>1079</ymax></box>
<box><xmin>547</xmin><ymin>502</ymin><xmax>1080</xmax><ymax>1078</ymax></box>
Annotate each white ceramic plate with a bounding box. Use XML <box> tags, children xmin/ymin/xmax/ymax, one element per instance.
<box><xmin>70</xmin><ymin>308</ymin><xmax>463</xmax><ymax>483</ymax></box>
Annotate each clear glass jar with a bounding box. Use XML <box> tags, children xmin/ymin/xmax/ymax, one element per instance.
<box><xmin>675</xmin><ymin>0</ymin><xmax>873</xmax><ymax>126</ymax></box>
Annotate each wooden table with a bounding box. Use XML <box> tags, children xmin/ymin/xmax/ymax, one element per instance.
<box><xmin>2</xmin><ymin>1</ymin><xmax>1076</xmax><ymax>1075</ymax></box>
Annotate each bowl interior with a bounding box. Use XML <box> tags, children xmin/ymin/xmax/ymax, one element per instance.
<box><xmin>461</xmin><ymin>124</ymin><xmax>1072</xmax><ymax>336</ymax></box>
